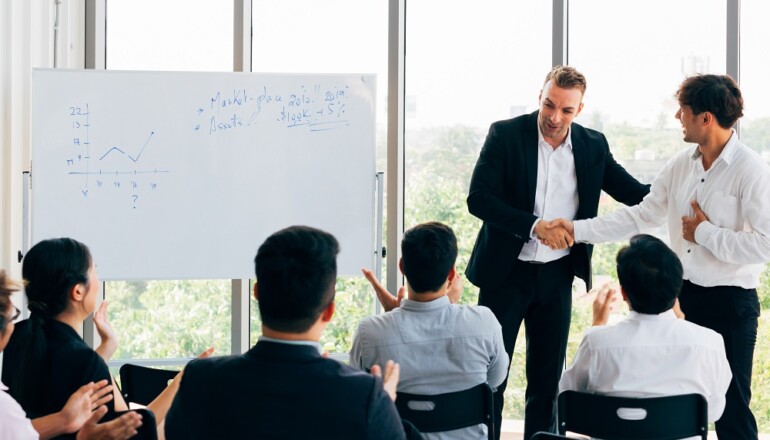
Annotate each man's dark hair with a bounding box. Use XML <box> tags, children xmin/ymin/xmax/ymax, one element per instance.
<box><xmin>254</xmin><ymin>225</ymin><xmax>339</xmax><ymax>333</ymax></box>
<box><xmin>616</xmin><ymin>234</ymin><xmax>683</xmax><ymax>314</ymax></box>
<box><xmin>676</xmin><ymin>74</ymin><xmax>743</xmax><ymax>129</ymax></box>
<box><xmin>401</xmin><ymin>222</ymin><xmax>458</xmax><ymax>293</ymax></box>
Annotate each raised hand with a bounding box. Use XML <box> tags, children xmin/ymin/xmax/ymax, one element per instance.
<box><xmin>592</xmin><ymin>283</ymin><xmax>621</xmax><ymax>326</ymax></box>
<box><xmin>370</xmin><ymin>360</ymin><xmax>400</xmax><ymax>401</ymax></box>
<box><xmin>362</xmin><ymin>268</ymin><xmax>404</xmax><ymax>312</ymax></box>
<box><xmin>682</xmin><ymin>200</ymin><xmax>709</xmax><ymax>243</ymax></box>
<box><xmin>76</xmin><ymin>406</ymin><xmax>142</xmax><ymax>440</ymax></box>
<box><xmin>536</xmin><ymin>219</ymin><xmax>574</xmax><ymax>250</ymax></box>
<box><xmin>94</xmin><ymin>301</ymin><xmax>118</xmax><ymax>362</ymax></box>
<box><xmin>59</xmin><ymin>380</ymin><xmax>115</xmax><ymax>434</ymax></box>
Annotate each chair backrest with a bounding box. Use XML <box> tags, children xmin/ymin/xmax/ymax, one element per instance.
<box><xmin>531</xmin><ymin>432</ymin><xmax>576</xmax><ymax>439</ymax></box>
<box><xmin>394</xmin><ymin>383</ymin><xmax>495</xmax><ymax>440</ymax></box>
<box><xmin>558</xmin><ymin>391</ymin><xmax>708</xmax><ymax>440</ymax></box>
<box><xmin>118</xmin><ymin>363</ymin><xmax>179</xmax><ymax>406</ymax></box>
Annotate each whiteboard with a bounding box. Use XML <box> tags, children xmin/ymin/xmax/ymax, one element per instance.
<box><xmin>31</xmin><ymin>69</ymin><xmax>376</xmax><ymax>280</ymax></box>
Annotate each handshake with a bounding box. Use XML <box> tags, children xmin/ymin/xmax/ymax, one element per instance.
<box><xmin>535</xmin><ymin>218</ymin><xmax>574</xmax><ymax>250</ymax></box>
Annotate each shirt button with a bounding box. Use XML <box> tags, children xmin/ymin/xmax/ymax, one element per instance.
<box><xmin>701</xmin><ymin>179</ymin><xmax>705</xmax><ymax>182</ymax></box>
<box><xmin>687</xmin><ymin>249</ymin><xmax>691</xmax><ymax>253</ymax></box>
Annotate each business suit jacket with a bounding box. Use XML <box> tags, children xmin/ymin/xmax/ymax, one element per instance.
<box><xmin>466</xmin><ymin>111</ymin><xmax>649</xmax><ymax>291</ymax></box>
<box><xmin>165</xmin><ymin>340</ymin><xmax>407</xmax><ymax>440</ymax></box>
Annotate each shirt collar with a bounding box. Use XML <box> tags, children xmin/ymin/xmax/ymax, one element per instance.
<box><xmin>690</xmin><ymin>129</ymin><xmax>738</xmax><ymax>165</ymax></box>
<box><xmin>537</xmin><ymin>123</ymin><xmax>573</xmax><ymax>151</ymax></box>
<box><xmin>399</xmin><ymin>295</ymin><xmax>451</xmax><ymax>312</ymax></box>
<box><xmin>258</xmin><ymin>335</ymin><xmax>322</xmax><ymax>353</ymax></box>
<box><xmin>627</xmin><ymin>309</ymin><xmax>677</xmax><ymax>321</ymax></box>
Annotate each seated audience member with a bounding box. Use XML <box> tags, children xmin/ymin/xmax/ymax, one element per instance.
<box><xmin>2</xmin><ymin>238</ymin><xmax>205</xmax><ymax>439</ymax></box>
<box><xmin>560</xmin><ymin>234</ymin><xmax>732</xmax><ymax>423</ymax></box>
<box><xmin>0</xmin><ymin>270</ymin><xmax>142</xmax><ymax>440</ymax></box>
<box><xmin>165</xmin><ymin>225</ymin><xmax>410</xmax><ymax>440</ymax></box>
<box><xmin>351</xmin><ymin>222</ymin><xmax>508</xmax><ymax>440</ymax></box>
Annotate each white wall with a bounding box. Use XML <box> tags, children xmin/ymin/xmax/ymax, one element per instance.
<box><xmin>0</xmin><ymin>0</ymin><xmax>83</xmax><ymax>311</ymax></box>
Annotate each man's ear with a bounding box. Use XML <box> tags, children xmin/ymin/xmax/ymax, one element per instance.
<box><xmin>446</xmin><ymin>265</ymin><xmax>457</xmax><ymax>283</ymax></box>
<box><xmin>398</xmin><ymin>258</ymin><xmax>404</xmax><ymax>276</ymax></box>
<box><xmin>253</xmin><ymin>282</ymin><xmax>259</xmax><ymax>301</ymax></box>
<box><xmin>702</xmin><ymin>111</ymin><xmax>714</xmax><ymax>126</ymax></box>
<box><xmin>320</xmin><ymin>301</ymin><xmax>335</xmax><ymax>323</ymax></box>
<box><xmin>619</xmin><ymin>286</ymin><xmax>629</xmax><ymax>302</ymax></box>
<box><xmin>575</xmin><ymin>101</ymin><xmax>585</xmax><ymax>117</ymax></box>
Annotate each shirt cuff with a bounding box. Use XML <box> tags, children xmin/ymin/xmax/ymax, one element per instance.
<box><xmin>573</xmin><ymin>219</ymin><xmax>586</xmax><ymax>242</ymax></box>
<box><xmin>529</xmin><ymin>218</ymin><xmax>541</xmax><ymax>239</ymax></box>
<box><xmin>694</xmin><ymin>220</ymin><xmax>716</xmax><ymax>245</ymax></box>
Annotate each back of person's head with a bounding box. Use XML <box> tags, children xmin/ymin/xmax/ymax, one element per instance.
<box><xmin>0</xmin><ymin>270</ymin><xmax>20</xmax><ymax>336</ymax></box>
<box><xmin>22</xmin><ymin>238</ymin><xmax>92</xmax><ymax>320</ymax></box>
<box><xmin>676</xmin><ymin>74</ymin><xmax>743</xmax><ymax>129</ymax></box>
<box><xmin>544</xmin><ymin>65</ymin><xmax>587</xmax><ymax>95</ymax></box>
<box><xmin>7</xmin><ymin>237</ymin><xmax>92</xmax><ymax>409</ymax></box>
<box><xmin>616</xmin><ymin>234</ymin><xmax>683</xmax><ymax>314</ymax></box>
<box><xmin>401</xmin><ymin>222</ymin><xmax>458</xmax><ymax>294</ymax></box>
<box><xmin>254</xmin><ymin>226</ymin><xmax>339</xmax><ymax>333</ymax></box>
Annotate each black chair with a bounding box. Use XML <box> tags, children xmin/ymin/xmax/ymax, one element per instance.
<box><xmin>394</xmin><ymin>383</ymin><xmax>495</xmax><ymax>440</ymax></box>
<box><xmin>558</xmin><ymin>391</ymin><xmax>708</xmax><ymax>440</ymax></box>
<box><xmin>119</xmin><ymin>363</ymin><xmax>179</xmax><ymax>406</ymax></box>
<box><xmin>101</xmin><ymin>408</ymin><xmax>157</xmax><ymax>440</ymax></box>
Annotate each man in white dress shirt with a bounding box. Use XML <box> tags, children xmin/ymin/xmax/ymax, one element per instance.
<box><xmin>560</xmin><ymin>234</ymin><xmax>732</xmax><ymax>424</ymax></box>
<box><xmin>550</xmin><ymin>74</ymin><xmax>770</xmax><ymax>439</ymax></box>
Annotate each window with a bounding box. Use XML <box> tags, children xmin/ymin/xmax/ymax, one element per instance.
<box><xmin>404</xmin><ymin>0</ymin><xmax>551</xmax><ymax>421</ymax></box>
<box><xmin>250</xmin><ymin>0</ymin><xmax>388</xmax><ymax>352</ymax></box>
<box><xmin>104</xmin><ymin>0</ymin><xmax>235</xmax><ymax>362</ymax></box>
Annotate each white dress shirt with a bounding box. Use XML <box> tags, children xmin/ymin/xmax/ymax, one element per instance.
<box><xmin>0</xmin><ymin>381</ymin><xmax>39</xmax><ymax>440</ymax></box>
<box><xmin>559</xmin><ymin>310</ymin><xmax>732</xmax><ymax>423</ymax></box>
<box><xmin>574</xmin><ymin>132</ymin><xmax>770</xmax><ymax>288</ymax></box>
<box><xmin>520</xmin><ymin>127</ymin><xmax>579</xmax><ymax>263</ymax></box>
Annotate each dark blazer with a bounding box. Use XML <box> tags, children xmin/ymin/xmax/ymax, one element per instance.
<box><xmin>165</xmin><ymin>340</ymin><xmax>407</xmax><ymax>440</ymax></box>
<box><xmin>466</xmin><ymin>111</ymin><xmax>649</xmax><ymax>291</ymax></box>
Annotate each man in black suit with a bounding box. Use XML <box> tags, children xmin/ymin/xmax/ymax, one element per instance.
<box><xmin>466</xmin><ymin>65</ymin><xmax>649</xmax><ymax>440</ymax></box>
<box><xmin>165</xmin><ymin>226</ymin><xmax>408</xmax><ymax>440</ymax></box>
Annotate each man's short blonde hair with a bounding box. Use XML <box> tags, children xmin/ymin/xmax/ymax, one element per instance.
<box><xmin>544</xmin><ymin>65</ymin><xmax>587</xmax><ymax>95</ymax></box>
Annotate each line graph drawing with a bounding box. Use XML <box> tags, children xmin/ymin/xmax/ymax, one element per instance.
<box><xmin>99</xmin><ymin>131</ymin><xmax>155</xmax><ymax>163</ymax></box>
<box><xmin>66</xmin><ymin>105</ymin><xmax>168</xmax><ymax>209</ymax></box>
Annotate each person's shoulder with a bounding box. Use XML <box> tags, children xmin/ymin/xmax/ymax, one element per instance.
<box><xmin>357</xmin><ymin>308</ymin><xmax>401</xmax><ymax>332</ymax></box>
<box><xmin>454</xmin><ymin>303</ymin><xmax>498</xmax><ymax>322</ymax></box>
<box><xmin>672</xmin><ymin>319</ymin><xmax>726</xmax><ymax>346</ymax></box>
<box><xmin>733</xmin><ymin>141</ymin><xmax>770</xmax><ymax>174</ymax></box>
<box><xmin>571</xmin><ymin>122</ymin><xmax>609</xmax><ymax>146</ymax></box>
<box><xmin>321</xmin><ymin>358</ymin><xmax>379</xmax><ymax>390</ymax></box>
<box><xmin>183</xmin><ymin>353</ymin><xmax>249</xmax><ymax>378</ymax></box>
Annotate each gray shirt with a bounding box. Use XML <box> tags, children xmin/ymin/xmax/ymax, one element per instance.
<box><xmin>350</xmin><ymin>296</ymin><xmax>508</xmax><ymax>440</ymax></box>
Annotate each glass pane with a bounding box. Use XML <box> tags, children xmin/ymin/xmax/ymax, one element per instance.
<box><xmin>405</xmin><ymin>0</ymin><xmax>551</xmax><ymax>422</ymax></box>
<box><xmin>108</xmin><ymin>280</ymin><xmax>231</xmax><ymax>359</ymax></box>
<box><xmin>105</xmin><ymin>0</ymin><xmax>235</xmax><ymax>359</ymax></box>
<box><xmin>568</xmin><ymin>0</ymin><xmax>726</xmax><ymax>310</ymax></box>
<box><xmin>570</xmin><ymin>0</ymin><xmax>725</xmax><ymax>153</ymax></box>
<box><xmin>740</xmin><ymin>1</ymin><xmax>770</xmax><ymax>433</ymax></box>
<box><xmin>106</xmin><ymin>0</ymin><xmax>233</xmax><ymax>71</ymax></box>
<box><xmin>250</xmin><ymin>0</ymin><xmax>387</xmax><ymax>350</ymax></box>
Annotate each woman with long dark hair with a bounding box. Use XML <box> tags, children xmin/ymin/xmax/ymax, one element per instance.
<box><xmin>1</xmin><ymin>238</ymin><xmax>211</xmax><ymax>438</ymax></box>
